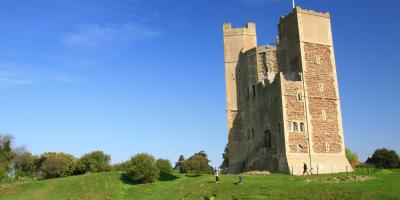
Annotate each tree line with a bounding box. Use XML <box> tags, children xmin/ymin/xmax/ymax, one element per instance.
<box><xmin>0</xmin><ymin>134</ymin><xmax>214</xmax><ymax>184</ymax></box>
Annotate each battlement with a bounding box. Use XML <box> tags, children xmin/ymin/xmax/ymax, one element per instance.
<box><xmin>280</xmin><ymin>6</ymin><xmax>330</xmax><ymax>24</ymax></box>
<box><xmin>223</xmin><ymin>22</ymin><xmax>256</xmax><ymax>36</ymax></box>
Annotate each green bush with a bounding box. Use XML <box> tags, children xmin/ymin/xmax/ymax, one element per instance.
<box><xmin>181</xmin><ymin>154</ymin><xmax>213</xmax><ymax>174</ymax></box>
<box><xmin>369</xmin><ymin>148</ymin><xmax>399</xmax><ymax>169</ymax></box>
<box><xmin>39</xmin><ymin>152</ymin><xmax>78</xmax><ymax>178</ymax></box>
<box><xmin>111</xmin><ymin>161</ymin><xmax>129</xmax><ymax>172</ymax></box>
<box><xmin>78</xmin><ymin>151</ymin><xmax>111</xmax><ymax>174</ymax></box>
<box><xmin>220</xmin><ymin>144</ymin><xmax>230</xmax><ymax>173</ymax></box>
<box><xmin>0</xmin><ymin>134</ymin><xmax>14</xmax><ymax>180</ymax></box>
<box><xmin>156</xmin><ymin>159</ymin><xmax>173</xmax><ymax>173</ymax></box>
<box><xmin>11</xmin><ymin>149</ymin><xmax>38</xmax><ymax>178</ymax></box>
<box><xmin>125</xmin><ymin>153</ymin><xmax>159</xmax><ymax>184</ymax></box>
<box><xmin>345</xmin><ymin>148</ymin><xmax>359</xmax><ymax>167</ymax></box>
<box><xmin>174</xmin><ymin>155</ymin><xmax>185</xmax><ymax>173</ymax></box>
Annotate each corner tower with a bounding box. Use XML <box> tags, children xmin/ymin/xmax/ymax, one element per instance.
<box><xmin>278</xmin><ymin>7</ymin><xmax>352</xmax><ymax>174</ymax></box>
<box><xmin>223</xmin><ymin>23</ymin><xmax>257</xmax><ymax>172</ymax></box>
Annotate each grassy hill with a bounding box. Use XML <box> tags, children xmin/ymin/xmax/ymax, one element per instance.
<box><xmin>1</xmin><ymin>169</ymin><xmax>399</xmax><ymax>200</ymax></box>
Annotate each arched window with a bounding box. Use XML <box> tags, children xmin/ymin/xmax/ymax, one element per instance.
<box><xmin>296</xmin><ymin>144</ymin><xmax>303</xmax><ymax>152</ymax></box>
<box><xmin>324</xmin><ymin>143</ymin><xmax>330</xmax><ymax>152</ymax></box>
<box><xmin>300</xmin><ymin>122</ymin><xmax>305</xmax><ymax>132</ymax></box>
<box><xmin>319</xmin><ymin>83</ymin><xmax>324</xmax><ymax>92</ymax></box>
<box><xmin>251</xmin><ymin>128</ymin><xmax>255</xmax><ymax>139</ymax></box>
<box><xmin>292</xmin><ymin>122</ymin><xmax>298</xmax><ymax>132</ymax></box>
<box><xmin>322</xmin><ymin>110</ymin><xmax>327</xmax><ymax>120</ymax></box>
<box><xmin>264</xmin><ymin>130</ymin><xmax>272</xmax><ymax>147</ymax></box>
<box><xmin>316</xmin><ymin>55</ymin><xmax>321</xmax><ymax>65</ymax></box>
<box><xmin>277</xmin><ymin>123</ymin><xmax>281</xmax><ymax>134</ymax></box>
<box><xmin>297</xmin><ymin>92</ymin><xmax>302</xmax><ymax>101</ymax></box>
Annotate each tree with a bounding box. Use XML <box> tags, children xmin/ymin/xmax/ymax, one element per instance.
<box><xmin>78</xmin><ymin>151</ymin><xmax>111</xmax><ymax>174</ymax></box>
<box><xmin>125</xmin><ymin>153</ymin><xmax>159</xmax><ymax>184</ymax></box>
<box><xmin>0</xmin><ymin>134</ymin><xmax>15</xmax><ymax>180</ymax></box>
<box><xmin>345</xmin><ymin>148</ymin><xmax>359</xmax><ymax>168</ymax></box>
<box><xmin>174</xmin><ymin>155</ymin><xmax>185</xmax><ymax>172</ymax></box>
<box><xmin>181</xmin><ymin>154</ymin><xmax>213</xmax><ymax>174</ymax></box>
<box><xmin>156</xmin><ymin>159</ymin><xmax>173</xmax><ymax>173</ymax></box>
<box><xmin>39</xmin><ymin>152</ymin><xmax>78</xmax><ymax>178</ymax></box>
<box><xmin>111</xmin><ymin>161</ymin><xmax>129</xmax><ymax>172</ymax></box>
<box><xmin>195</xmin><ymin>150</ymin><xmax>210</xmax><ymax>162</ymax></box>
<box><xmin>219</xmin><ymin>144</ymin><xmax>230</xmax><ymax>173</ymax></box>
<box><xmin>11</xmin><ymin>147</ymin><xmax>38</xmax><ymax>178</ymax></box>
<box><xmin>369</xmin><ymin>148</ymin><xmax>400</xmax><ymax>169</ymax></box>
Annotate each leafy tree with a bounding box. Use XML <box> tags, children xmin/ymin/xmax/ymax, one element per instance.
<box><xmin>195</xmin><ymin>150</ymin><xmax>210</xmax><ymax>162</ymax></box>
<box><xmin>368</xmin><ymin>148</ymin><xmax>400</xmax><ymax>169</ymax></box>
<box><xmin>156</xmin><ymin>159</ymin><xmax>173</xmax><ymax>173</ymax></box>
<box><xmin>0</xmin><ymin>134</ymin><xmax>15</xmax><ymax>180</ymax></box>
<box><xmin>181</xmin><ymin>154</ymin><xmax>213</xmax><ymax>174</ymax></box>
<box><xmin>125</xmin><ymin>153</ymin><xmax>159</xmax><ymax>184</ymax></box>
<box><xmin>111</xmin><ymin>161</ymin><xmax>129</xmax><ymax>172</ymax></box>
<box><xmin>78</xmin><ymin>151</ymin><xmax>111</xmax><ymax>174</ymax></box>
<box><xmin>220</xmin><ymin>144</ymin><xmax>230</xmax><ymax>173</ymax></box>
<box><xmin>174</xmin><ymin>155</ymin><xmax>185</xmax><ymax>172</ymax></box>
<box><xmin>11</xmin><ymin>147</ymin><xmax>38</xmax><ymax>178</ymax></box>
<box><xmin>39</xmin><ymin>152</ymin><xmax>78</xmax><ymax>178</ymax></box>
<box><xmin>345</xmin><ymin>148</ymin><xmax>359</xmax><ymax>168</ymax></box>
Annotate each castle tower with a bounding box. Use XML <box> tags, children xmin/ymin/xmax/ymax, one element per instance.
<box><xmin>222</xmin><ymin>7</ymin><xmax>351</xmax><ymax>175</ymax></box>
<box><xmin>223</xmin><ymin>23</ymin><xmax>257</xmax><ymax>172</ymax></box>
<box><xmin>278</xmin><ymin>7</ymin><xmax>352</xmax><ymax>174</ymax></box>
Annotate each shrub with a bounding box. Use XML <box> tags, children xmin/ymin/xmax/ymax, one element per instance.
<box><xmin>220</xmin><ymin>144</ymin><xmax>230</xmax><ymax>173</ymax></box>
<box><xmin>156</xmin><ymin>159</ymin><xmax>173</xmax><ymax>173</ymax></box>
<box><xmin>0</xmin><ymin>134</ymin><xmax>14</xmax><ymax>180</ymax></box>
<box><xmin>369</xmin><ymin>148</ymin><xmax>400</xmax><ymax>169</ymax></box>
<box><xmin>181</xmin><ymin>154</ymin><xmax>213</xmax><ymax>174</ymax></box>
<box><xmin>11</xmin><ymin>148</ymin><xmax>38</xmax><ymax>178</ymax></box>
<box><xmin>345</xmin><ymin>148</ymin><xmax>359</xmax><ymax>168</ymax></box>
<box><xmin>174</xmin><ymin>155</ymin><xmax>185</xmax><ymax>172</ymax></box>
<box><xmin>39</xmin><ymin>152</ymin><xmax>78</xmax><ymax>178</ymax></box>
<box><xmin>78</xmin><ymin>151</ymin><xmax>111</xmax><ymax>174</ymax></box>
<box><xmin>125</xmin><ymin>153</ymin><xmax>159</xmax><ymax>184</ymax></box>
<box><xmin>111</xmin><ymin>161</ymin><xmax>129</xmax><ymax>172</ymax></box>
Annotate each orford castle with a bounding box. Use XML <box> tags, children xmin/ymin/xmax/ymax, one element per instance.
<box><xmin>223</xmin><ymin>7</ymin><xmax>352</xmax><ymax>175</ymax></box>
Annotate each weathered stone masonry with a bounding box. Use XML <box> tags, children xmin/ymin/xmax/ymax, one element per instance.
<box><xmin>223</xmin><ymin>7</ymin><xmax>352</xmax><ymax>175</ymax></box>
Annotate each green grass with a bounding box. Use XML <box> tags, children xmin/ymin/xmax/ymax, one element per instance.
<box><xmin>1</xmin><ymin>169</ymin><xmax>399</xmax><ymax>200</ymax></box>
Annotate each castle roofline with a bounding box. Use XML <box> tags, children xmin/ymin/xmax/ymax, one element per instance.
<box><xmin>279</xmin><ymin>6</ymin><xmax>330</xmax><ymax>23</ymax></box>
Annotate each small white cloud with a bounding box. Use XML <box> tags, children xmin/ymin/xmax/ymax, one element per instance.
<box><xmin>0</xmin><ymin>68</ymin><xmax>33</xmax><ymax>86</ymax></box>
<box><xmin>62</xmin><ymin>23</ymin><xmax>161</xmax><ymax>46</ymax></box>
<box><xmin>0</xmin><ymin>64</ymin><xmax>88</xmax><ymax>87</ymax></box>
<box><xmin>46</xmin><ymin>73</ymin><xmax>89</xmax><ymax>83</ymax></box>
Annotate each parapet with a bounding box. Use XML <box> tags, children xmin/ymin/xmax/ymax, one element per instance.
<box><xmin>279</xmin><ymin>6</ymin><xmax>330</xmax><ymax>24</ymax></box>
<box><xmin>223</xmin><ymin>22</ymin><xmax>256</xmax><ymax>36</ymax></box>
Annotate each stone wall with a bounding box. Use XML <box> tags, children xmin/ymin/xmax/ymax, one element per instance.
<box><xmin>303</xmin><ymin>42</ymin><xmax>342</xmax><ymax>154</ymax></box>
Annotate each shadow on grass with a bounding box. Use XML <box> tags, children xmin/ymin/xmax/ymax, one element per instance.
<box><xmin>158</xmin><ymin>171</ymin><xmax>179</xmax><ymax>182</ymax></box>
<box><xmin>119</xmin><ymin>171</ymin><xmax>179</xmax><ymax>185</ymax></box>
<box><xmin>119</xmin><ymin>173</ymin><xmax>137</xmax><ymax>185</ymax></box>
<box><xmin>185</xmin><ymin>174</ymin><xmax>202</xmax><ymax>178</ymax></box>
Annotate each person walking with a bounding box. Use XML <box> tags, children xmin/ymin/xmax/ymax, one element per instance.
<box><xmin>303</xmin><ymin>163</ymin><xmax>310</xmax><ymax>175</ymax></box>
<box><xmin>215</xmin><ymin>169</ymin><xmax>220</xmax><ymax>183</ymax></box>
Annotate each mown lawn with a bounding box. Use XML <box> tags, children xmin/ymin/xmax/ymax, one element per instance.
<box><xmin>0</xmin><ymin>169</ymin><xmax>399</xmax><ymax>200</ymax></box>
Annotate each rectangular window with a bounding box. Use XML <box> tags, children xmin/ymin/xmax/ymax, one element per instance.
<box><xmin>322</xmin><ymin>110</ymin><xmax>327</xmax><ymax>120</ymax></box>
<box><xmin>252</xmin><ymin>85</ymin><xmax>256</xmax><ymax>98</ymax></box>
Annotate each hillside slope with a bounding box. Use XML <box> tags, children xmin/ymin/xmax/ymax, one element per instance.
<box><xmin>0</xmin><ymin>170</ymin><xmax>399</xmax><ymax>200</ymax></box>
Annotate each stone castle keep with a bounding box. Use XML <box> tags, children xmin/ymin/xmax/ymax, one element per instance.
<box><xmin>223</xmin><ymin>7</ymin><xmax>352</xmax><ymax>175</ymax></box>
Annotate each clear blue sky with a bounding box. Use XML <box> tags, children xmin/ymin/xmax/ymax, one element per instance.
<box><xmin>0</xmin><ymin>0</ymin><xmax>399</xmax><ymax>167</ymax></box>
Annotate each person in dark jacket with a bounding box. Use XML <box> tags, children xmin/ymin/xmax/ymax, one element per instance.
<box><xmin>303</xmin><ymin>163</ymin><xmax>310</xmax><ymax>175</ymax></box>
